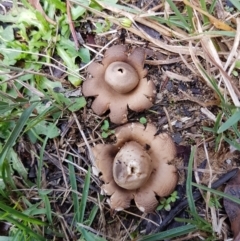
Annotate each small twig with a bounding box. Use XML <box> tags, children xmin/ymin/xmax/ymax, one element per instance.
<box><xmin>76</xmin><ymin>223</ymin><xmax>115</xmax><ymax>240</ymax></box>
<box><xmin>200</xmin><ymin>107</ymin><xmax>217</xmax><ymax>122</ymax></box>
<box><xmin>165</xmin><ymin>70</ymin><xmax>192</xmax><ymax>82</ymax></box>
<box><xmin>163</xmin><ymin>106</ymin><xmax>173</xmax><ymax>133</ymax></box>
<box><xmin>53</xmin><ymin>138</ymin><xmax>69</xmax><ymax>189</ymax></box>
<box><xmin>179</xmin><ymin>167</ymin><xmax>225</xmax><ymax>174</ymax></box>
<box><xmin>66</xmin><ymin>0</ymin><xmax>80</xmax><ymax>50</ymax></box>
<box><xmin>14</xmin><ymin>78</ymin><xmax>45</xmax><ymax>97</ymax></box>
<box><xmin>179</xmin><ymin>89</ymin><xmax>219</xmax><ymax>107</ymax></box>
<box><xmin>79</xmin><ymin>37</ymin><xmax>118</xmax><ymax>71</ymax></box>
<box><xmin>58</xmin><ymin>214</ymin><xmax>71</xmax><ymax>241</ymax></box>
<box><xmin>122</xmin><ymin>209</ymin><xmax>160</xmax><ymax>227</ymax></box>
<box><xmin>162</xmin><ymin>117</ymin><xmax>191</xmax><ymax>130</ymax></box>
<box><xmin>42</xmin><ymin>149</ymin><xmax>98</xmax><ymax>192</ymax></box>
<box><xmin>145</xmin><ymin>57</ymin><xmax>184</xmax><ymax>66</ymax></box>
<box><xmin>72</xmin><ymin>113</ymin><xmax>96</xmax><ymax>167</ymax></box>
<box><xmin>116</xmin><ymin>215</ymin><xmax>131</xmax><ymax>240</ymax></box>
<box><xmin>28</xmin><ymin>0</ymin><xmax>56</xmax><ymax>25</ymax></box>
<box><xmin>0</xmin><ymin>72</ymin><xmax>26</xmax><ymax>84</ymax></box>
<box><xmin>0</xmin><ymin>64</ymin><xmax>66</xmax><ymax>83</ymax></box>
<box><xmin>0</xmin><ymin>48</ymin><xmax>81</xmax><ymax>79</ymax></box>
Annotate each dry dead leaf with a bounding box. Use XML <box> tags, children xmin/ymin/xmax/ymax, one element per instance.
<box><xmin>224</xmin><ymin>169</ymin><xmax>240</xmax><ymax>240</ymax></box>
<box><xmin>28</xmin><ymin>0</ymin><xmax>56</xmax><ymax>25</ymax></box>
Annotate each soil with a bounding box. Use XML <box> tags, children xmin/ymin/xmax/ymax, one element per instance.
<box><xmin>1</xmin><ymin>0</ymin><xmax>240</xmax><ymax>240</ymax></box>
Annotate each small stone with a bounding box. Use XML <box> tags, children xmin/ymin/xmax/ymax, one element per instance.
<box><xmin>225</xmin><ymin>159</ymin><xmax>232</xmax><ymax>165</ymax></box>
<box><xmin>175</xmin><ymin>121</ymin><xmax>182</xmax><ymax>129</ymax></box>
<box><xmin>173</xmin><ymin>132</ymin><xmax>182</xmax><ymax>144</ymax></box>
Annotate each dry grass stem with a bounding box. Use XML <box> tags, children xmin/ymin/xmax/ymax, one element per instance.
<box><xmin>54</xmin><ymin>139</ymin><xmax>69</xmax><ymax>189</ymax></box>
<box><xmin>203</xmin><ymin>141</ymin><xmax>213</xmax><ymax>221</ymax></box>
<box><xmin>224</xmin><ymin>18</ymin><xmax>240</xmax><ymax>71</ymax></box>
<box><xmin>145</xmin><ymin>57</ymin><xmax>185</xmax><ymax>65</ymax></box>
<box><xmin>163</xmin><ymin>106</ymin><xmax>173</xmax><ymax>132</ymax></box>
<box><xmin>200</xmin><ymin>107</ymin><xmax>217</xmax><ymax>122</ymax></box>
<box><xmin>72</xmin><ymin>113</ymin><xmax>96</xmax><ymax>166</ymax></box>
<box><xmin>122</xmin><ymin>209</ymin><xmax>160</xmax><ymax>226</ymax></box>
<box><xmin>74</xmin><ymin>0</ymin><xmax>203</xmax><ymax>56</ymax></box>
<box><xmin>79</xmin><ymin>37</ymin><xmax>118</xmax><ymax>71</ymax></box>
<box><xmin>165</xmin><ymin>70</ymin><xmax>192</xmax><ymax>82</ymax></box>
<box><xmin>2</xmin><ymin>0</ymin><xmax>240</xmax><ymax>239</ymax></box>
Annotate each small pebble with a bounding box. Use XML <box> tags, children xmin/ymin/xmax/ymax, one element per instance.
<box><xmin>173</xmin><ymin>132</ymin><xmax>182</xmax><ymax>144</ymax></box>
<box><xmin>225</xmin><ymin>159</ymin><xmax>232</xmax><ymax>165</ymax></box>
<box><xmin>175</xmin><ymin>121</ymin><xmax>183</xmax><ymax>129</ymax></box>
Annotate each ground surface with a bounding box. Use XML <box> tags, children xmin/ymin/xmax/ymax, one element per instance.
<box><xmin>0</xmin><ymin>0</ymin><xmax>240</xmax><ymax>240</ymax></box>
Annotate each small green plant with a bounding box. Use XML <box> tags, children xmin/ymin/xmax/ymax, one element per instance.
<box><xmin>225</xmin><ymin>6</ymin><xmax>234</xmax><ymax>13</ymax></box>
<box><xmin>139</xmin><ymin>117</ymin><xmax>147</xmax><ymax>124</ymax></box>
<box><xmin>119</xmin><ymin>18</ymin><xmax>132</xmax><ymax>28</ymax></box>
<box><xmin>208</xmin><ymin>194</ymin><xmax>222</xmax><ymax>209</ymax></box>
<box><xmin>232</xmin><ymin>70</ymin><xmax>238</xmax><ymax>77</ymax></box>
<box><xmin>232</xmin><ymin>60</ymin><xmax>240</xmax><ymax>77</ymax></box>
<box><xmin>101</xmin><ymin>120</ymin><xmax>115</xmax><ymax>138</ymax></box>
<box><xmin>157</xmin><ymin>191</ymin><xmax>179</xmax><ymax>211</ymax></box>
<box><xmin>94</xmin><ymin>19</ymin><xmax>112</xmax><ymax>33</ymax></box>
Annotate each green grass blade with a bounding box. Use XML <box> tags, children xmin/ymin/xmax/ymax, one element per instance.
<box><xmin>213</xmin><ymin>113</ymin><xmax>223</xmax><ymax>133</ymax></box>
<box><xmin>198</xmin><ymin>65</ymin><xmax>225</xmax><ymax>103</ymax></box>
<box><xmin>39</xmin><ymin>192</ymin><xmax>52</xmax><ymax>223</ymax></box>
<box><xmin>203</xmin><ymin>31</ymin><xmax>236</xmax><ymax>37</ymax></box>
<box><xmin>94</xmin><ymin>0</ymin><xmax>141</xmax><ymax>14</ymax></box>
<box><xmin>2</xmin><ymin>160</ymin><xmax>17</xmax><ymax>190</ymax></box>
<box><xmin>217</xmin><ymin>108</ymin><xmax>240</xmax><ymax>133</ymax></box>
<box><xmin>136</xmin><ymin>224</ymin><xmax>197</xmax><ymax>241</ymax></box>
<box><xmin>37</xmin><ymin>128</ymin><xmax>52</xmax><ymax>188</ymax></box>
<box><xmin>166</xmin><ymin>0</ymin><xmax>190</xmax><ymax>32</ymax></box>
<box><xmin>185</xmin><ymin>3</ymin><xmax>194</xmax><ymax>31</ymax></box>
<box><xmin>78</xmin><ymin>226</ymin><xmax>107</xmax><ymax>241</ymax></box>
<box><xmin>175</xmin><ymin>217</ymin><xmax>199</xmax><ymax>225</ymax></box>
<box><xmin>24</xmin><ymin>105</ymin><xmax>58</xmax><ymax>133</ymax></box>
<box><xmin>68</xmin><ymin>156</ymin><xmax>80</xmax><ymax>222</ymax></box>
<box><xmin>0</xmin><ymin>102</ymin><xmax>38</xmax><ymax>166</ymax></box>
<box><xmin>79</xmin><ymin>168</ymin><xmax>91</xmax><ymax>223</ymax></box>
<box><xmin>186</xmin><ymin>148</ymin><xmax>212</xmax><ymax>231</ymax></box>
<box><xmin>0</xmin><ymin>201</ymin><xmax>45</xmax><ymax>225</ymax></box>
<box><xmin>192</xmin><ymin>182</ymin><xmax>240</xmax><ymax>204</ymax></box>
<box><xmin>152</xmin><ymin>16</ymin><xmax>189</xmax><ymax>30</ymax></box>
<box><xmin>0</xmin><ymin>213</ymin><xmax>45</xmax><ymax>241</ymax></box>
<box><xmin>209</xmin><ymin>0</ymin><xmax>217</xmax><ymax>14</ymax></box>
<box><xmin>86</xmin><ymin>204</ymin><xmax>99</xmax><ymax>226</ymax></box>
<box><xmin>223</xmin><ymin>136</ymin><xmax>240</xmax><ymax>151</ymax></box>
<box><xmin>186</xmin><ymin>146</ymin><xmax>197</xmax><ymax>215</ymax></box>
<box><xmin>200</xmin><ymin>0</ymin><xmax>209</xmax><ymax>24</ymax></box>
<box><xmin>11</xmin><ymin>231</ymin><xmax>22</xmax><ymax>241</ymax></box>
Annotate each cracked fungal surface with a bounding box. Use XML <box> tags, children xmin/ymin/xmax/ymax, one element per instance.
<box><xmin>92</xmin><ymin>123</ymin><xmax>178</xmax><ymax>213</ymax></box>
<box><xmin>82</xmin><ymin>45</ymin><xmax>156</xmax><ymax>124</ymax></box>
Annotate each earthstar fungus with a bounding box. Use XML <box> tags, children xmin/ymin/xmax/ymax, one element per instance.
<box><xmin>82</xmin><ymin>45</ymin><xmax>156</xmax><ymax>124</ymax></box>
<box><xmin>93</xmin><ymin>123</ymin><xmax>178</xmax><ymax>213</ymax></box>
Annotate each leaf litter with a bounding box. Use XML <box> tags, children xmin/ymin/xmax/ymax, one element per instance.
<box><xmin>0</xmin><ymin>0</ymin><xmax>240</xmax><ymax>240</ymax></box>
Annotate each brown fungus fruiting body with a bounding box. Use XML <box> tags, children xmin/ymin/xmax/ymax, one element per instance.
<box><xmin>82</xmin><ymin>45</ymin><xmax>156</xmax><ymax>124</ymax></box>
<box><xmin>93</xmin><ymin>123</ymin><xmax>178</xmax><ymax>213</ymax></box>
